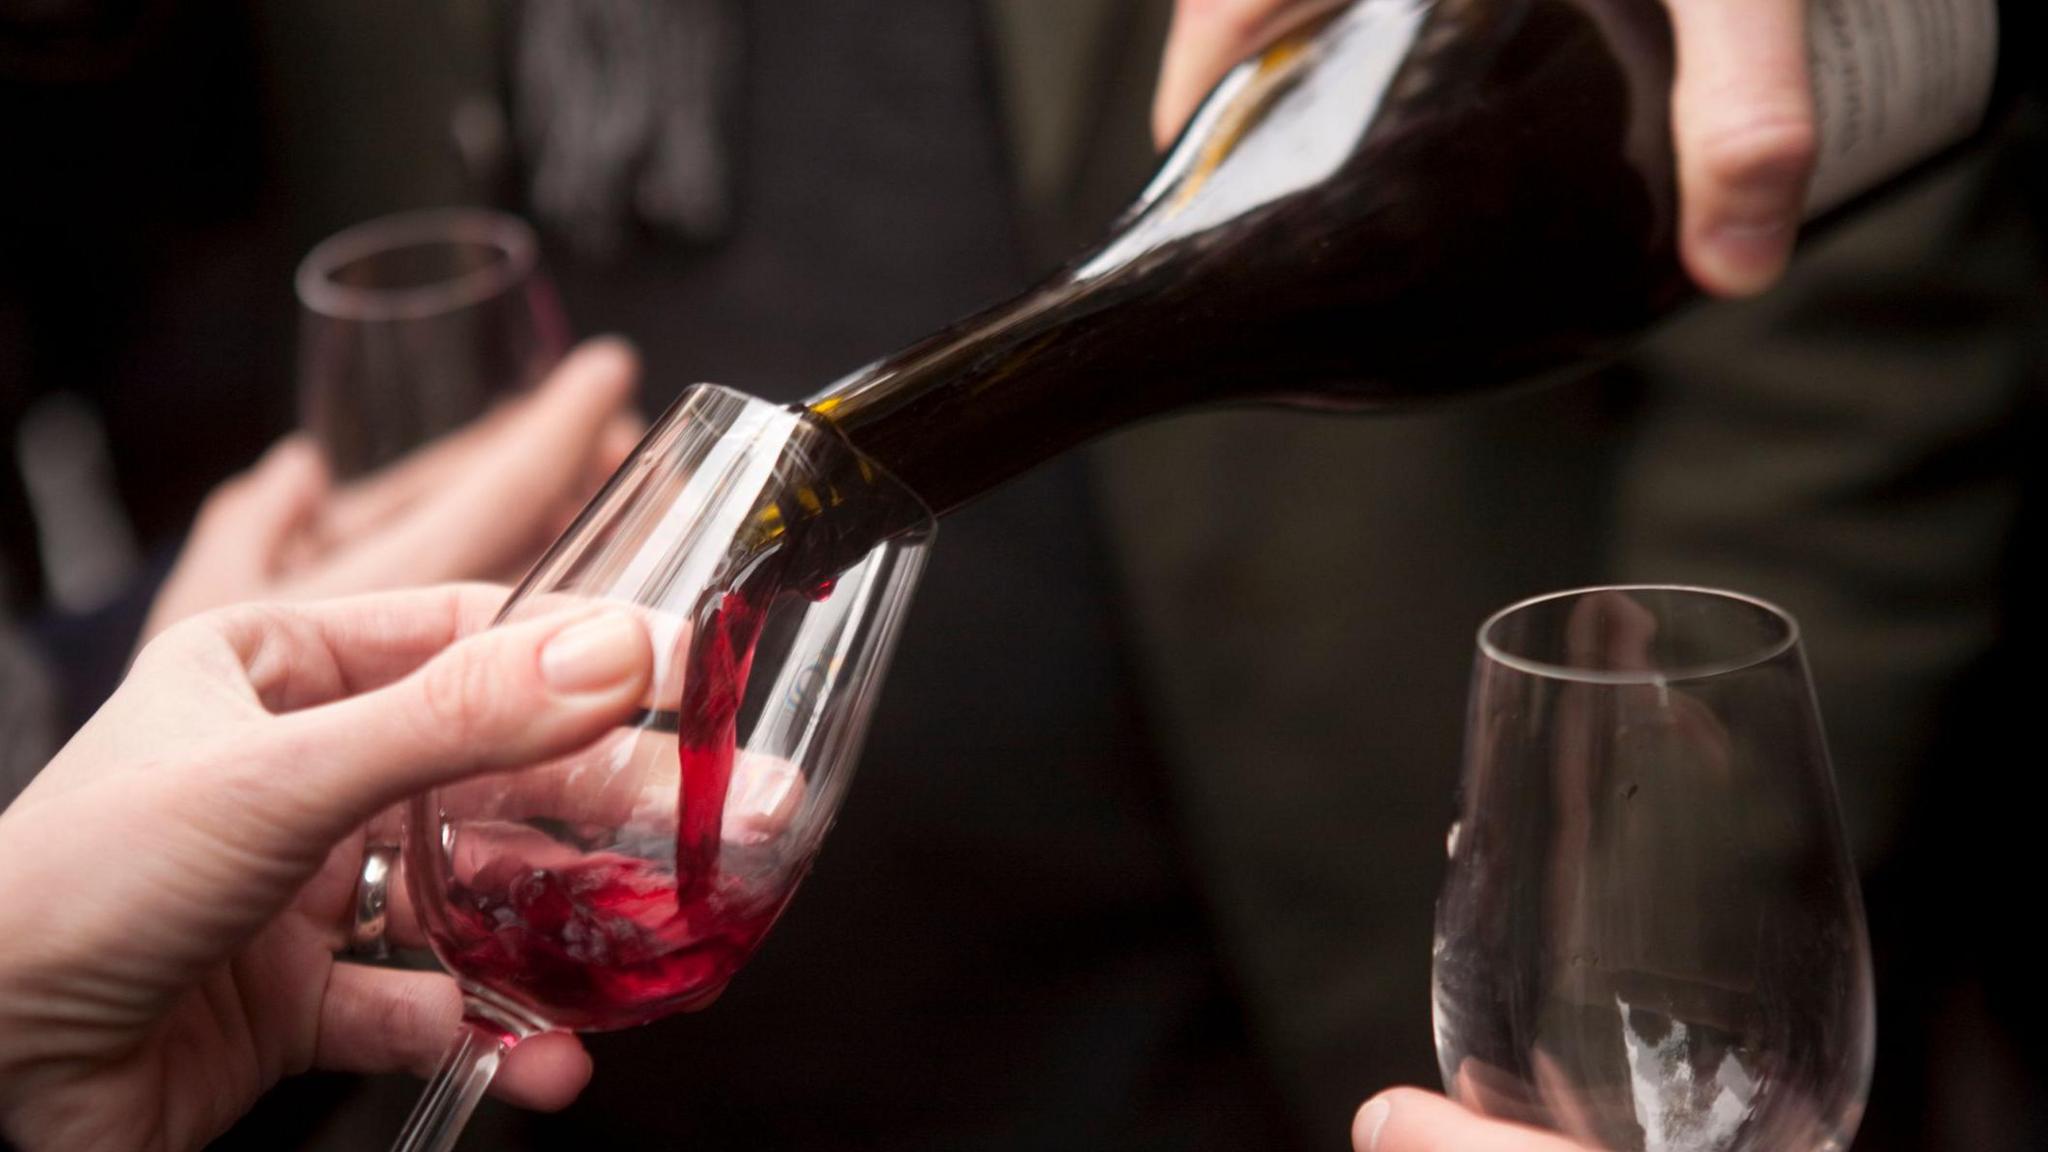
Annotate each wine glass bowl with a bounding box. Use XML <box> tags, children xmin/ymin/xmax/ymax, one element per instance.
<box><xmin>297</xmin><ymin>207</ymin><xmax>570</xmax><ymax>478</ymax></box>
<box><xmin>1433</xmin><ymin>587</ymin><xmax>1874</xmax><ymax>1152</ymax></box>
<box><xmin>393</xmin><ymin>384</ymin><xmax>933</xmax><ymax>1149</ymax></box>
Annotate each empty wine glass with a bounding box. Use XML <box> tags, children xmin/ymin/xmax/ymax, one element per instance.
<box><xmin>297</xmin><ymin>207</ymin><xmax>570</xmax><ymax>478</ymax></box>
<box><xmin>390</xmin><ymin>384</ymin><xmax>934</xmax><ymax>1151</ymax></box>
<box><xmin>1433</xmin><ymin>586</ymin><xmax>1874</xmax><ymax>1151</ymax></box>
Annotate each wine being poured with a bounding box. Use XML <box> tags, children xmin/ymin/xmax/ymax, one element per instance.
<box><xmin>800</xmin><ymin>0</ymin><xmax>2005</xmax><ymax>519</ymax></box>
<box><xmin>434</xmin><ymin>596</ymin><xmax>783</xmax><ymax>1034</ymax></box>
<box><xmin>391</xmin><ymin>4</ymin><xmax>2008</xmax><ymax>1145</ymax></box>
<box><xmin>470</xmin><ymin>0</ymin><xmax>2008</xmax><ymax>1025</ymax></box>
<box><xmin>394</xmin><ymin>388</ymin><xmax>933</xmax><ymax>1152</ymax></box>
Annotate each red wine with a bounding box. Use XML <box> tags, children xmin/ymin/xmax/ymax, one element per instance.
<box><xmin>442</xmin><ymin>853</ymin><xmax>788</xmax><ymax>1032</ymax></box>
<box><xmin>425</xmin><ymin>409</ymin><xmax>921</xmax><ymax>1030</ymax></box>
<box><xmin>674</xmin><ymin>589</ymin><xmax>767</xmax><ymax>905</ymax></box>
<box><xmin>803</xmin><ymin>0</ymin><xmax>2003</xmax><ymax>517</ymax></box>
<box><xmin>433</xmin><ymin>583</ymin><xmax>789</xmax><ymax>1033</ymax></box>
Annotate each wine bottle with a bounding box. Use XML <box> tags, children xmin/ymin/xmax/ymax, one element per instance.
<box><xmin>802</xmin><ymin>0</ymin><xmax>2005</xmax><ymax>519</ymax></box>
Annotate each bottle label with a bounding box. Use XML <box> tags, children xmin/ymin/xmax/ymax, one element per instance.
<box><xmin>1805</xmin><ymin>0</ymin><xmax>1999</xmax><ymax>215</ymax></box>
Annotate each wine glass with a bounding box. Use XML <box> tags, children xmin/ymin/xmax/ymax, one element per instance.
<box><xmin>1433</xmin><ymin>586</ymin><xmax>1874</xmax><ymax>1151</ymax></box>
<box><xmin>390</xmin><ymin>384</ymin><xmax>934</xmax><ymax>1152</ymax></box>
<box><xmin>296</xmin><ymin>206</ymin><xmax>570</xmax><ymax>479</ymax></box>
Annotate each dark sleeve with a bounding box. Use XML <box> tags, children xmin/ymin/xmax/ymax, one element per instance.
<box><xmin>2005</xmin><ymin>0</ymin><xmax>2043</xmax><ymax>93</ymax></box>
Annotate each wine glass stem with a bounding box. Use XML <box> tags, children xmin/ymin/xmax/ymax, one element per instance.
<box><xmin>390</xmin><ymin>1012</ymin><xmax>523</xmax><ymax>1152</ymax></box>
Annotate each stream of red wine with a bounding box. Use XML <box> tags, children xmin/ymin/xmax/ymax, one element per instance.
<box><xmin>675</xmin><ymin>588</ymin><xmax>768</xmax><ymax>903</ymax></box>
<box><xmin>439</xmin><ymin>575</ymin><xmax>782</xmax><ymax>1031</ymax></box>
<box><xmin>433</xmin><ymin>436</ymin><xmax>921</xmax><ymax>1031</ymax></box>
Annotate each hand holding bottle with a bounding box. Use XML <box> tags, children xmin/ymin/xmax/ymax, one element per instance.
<box><xmin>1153</xmin><ymin>0</ymin><xmax>1818</xmax><ymax>297</ymax></box>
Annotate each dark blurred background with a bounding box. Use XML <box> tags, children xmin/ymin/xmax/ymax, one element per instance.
<box><xmin>3</xmin><ymin>2</ymin><xmax>2044</xmax><ymax>1150</ymax></box>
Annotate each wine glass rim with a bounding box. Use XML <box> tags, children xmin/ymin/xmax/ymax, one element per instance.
<box><xmin>1477</xmin><ymin>584</ymin><xmax>1801</xmax><ymax>685</ymax></box>
<box><xmin>677</xmin><ymin>383</ymin><xmax>940</xmax><ymax>534</ymax></box>
<box><xmin>296</xmin><ymin>206</ymin><xmax>540</xmax><ymax>323</ymax></box>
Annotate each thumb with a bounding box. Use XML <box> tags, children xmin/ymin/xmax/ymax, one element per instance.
<box><xmin>1153</xmin><ymin>0</ymin><xmax>1311</xmax><ymax>147</ymax></box>
<box><xmin>253</xmin><ymin>607</ymin><xmax>653</xmax><ymax>848</ymax></box>
<box><xmin>1665</xmin><ymin>0</ymin><xmax>1817</xmax><ymax>296</ymax></box>
<box><xmin>1354</xmin><ymin>1089</ymin><xmax>1591</xmax><ymax>1152</ymax></box>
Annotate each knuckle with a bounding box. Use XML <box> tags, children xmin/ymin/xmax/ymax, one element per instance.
<box><xmin>1695</xmin><ymin>112</ymin><xmax>1817</xmax><ymax>189</ymax></box>
<box><xmin>137</xmin><ymin>602</ymin><xmax>277</xmax><ymax>676</ymax></box>
<box><xmin>416</xmin><ymin>644</ymin><xmax>503</xmax><ymax>742</ymax></box>
<box><xmin>130</xmin><ymin>617</ymin><xmax>200</xmax><ymax>670</ymax></box>
<box><xmin>195</xmin><ymin>478</ymin><xmax>253</xmax><ymax>529</ymax></box>
<box><xmin>376</xmin><ymin>984</ymin><xmax>456</xmax><ymax>1073</ymax></box>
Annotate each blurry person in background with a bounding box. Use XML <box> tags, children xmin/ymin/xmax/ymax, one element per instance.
<box><xmin>3</xmin><ymin>3</ymin><xmax>2044</xmax><ymax>1152</ymax></box>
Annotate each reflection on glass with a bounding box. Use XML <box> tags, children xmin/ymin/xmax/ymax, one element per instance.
<box><xmin>1434</xmin><ymin>586</ymin><xmax>1873</xmax><ymax>1151</ymax></box>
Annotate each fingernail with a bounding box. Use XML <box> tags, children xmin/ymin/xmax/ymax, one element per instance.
<box><xmin>269</xmin><ymin>436</ymin><xmax>328</xmax><ymax>478</ymax></box>
<box><xmin>1698</xmin><ymin>217</ymin><xmax>1795</xmax><ymax>296</ymax></box>
<box><xmin>540</xmin><ymin>613</ymin><xmax>645</xmax><ymax>694</ymax></box>
<box><xmin>1357</xmin><ymin>1097</ymin><xmax>1392</xmax><ymax>1151</ymax></box>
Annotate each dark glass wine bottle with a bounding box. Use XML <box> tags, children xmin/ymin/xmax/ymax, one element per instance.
<box><xmin>801</xmin><ymin>0</ymin><xmax>2003</xmax><ymax>518</ymax></box>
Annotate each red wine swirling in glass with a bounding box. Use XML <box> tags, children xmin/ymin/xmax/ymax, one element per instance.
<box><xmin>392</xmin><ymin>385</ymin><xmax>932</xmax><ymax>1151</ymax></box>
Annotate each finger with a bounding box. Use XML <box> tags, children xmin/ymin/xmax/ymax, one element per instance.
<box><xmin>146</xmin><ymin>438</ymin><xmax>330</xmax><ymax>639</ymax></box>
<box><xmin>497</xmin><ymin>1032</ymin><xmax>597</xmax><ymax>1112</ymax></box>
<box><xmin>195</xmin><ymin>436</ymin><xmax>332</xmax><ymax>558</ymax></box>
<box><xmin>297</xmin><ymin>338</ymin><xmax>641</xmax><ymax>596</ymax></box>
<box><xmin>1563</xmin><ymin>589</ymin><xmax>1660</xmax><ymax>673</ymax></box>
<box><xmin>1153</xmin><ymin>0</ymin><xmax>1315</xmax><ymax>147</ymax></box>
<box><xmin>218</xmin><ymin>583</ymin><xmax>515</xmax><ymax>711</ymax></box>
<box><xmin>723</xmin><ymin>752</ymin><xmax>805</xmax><ymax>844</ymax></box>
<box><xmin>317</xmin><ymin>964</ymin><xmax>594</xmax><ymax>1111</ymax></box>
<box><xmin>258</xmin><ymin>603</ymin><xmax>653</xmax><ymax>843</ymax></box>
<box><xmin>1354</xmin><ymin>1089</ymin><xmax>1593</xmax><ymax>1152</ymax></box>
<box><xmin>1665</xmin><ymin>0</ymin><xmax>1816</xmax><ymax>297</ymax></box>
<box><xmin>314</xmin><ymin>408</ymin><xmax>512</xmax><ymax>548</ymax></box>
<box><xmin>498</xmin><ymin>411</ymin><xmax>649</xmax><ymax>584</ymax></box>
<box><xmin>588</xmin><ymin>411</ymin><xmax>647</xmax><ymax>495</ymax></box>
<box><xmin>314</xmin><ymin>338</ymin><xmax>626</xmax><ymax>544</ymax></box>
<box><xmin>477</xmin><ymin>745</ymin><xmax>805</xmax><ymax>840</ymax></box>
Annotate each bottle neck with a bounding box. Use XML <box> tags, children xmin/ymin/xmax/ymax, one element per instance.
<box><xmin>798</xmin><ymin>0</ymin><xmax>1704</xmax><ymax>519</ymax></box>
<box><xmin>805</xmin><ymin>270</ymin><xmax>1200</xmax><ymax>518</ymax></box>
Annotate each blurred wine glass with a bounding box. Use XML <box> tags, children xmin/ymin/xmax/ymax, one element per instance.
<box><xmin>390</xmin><ymin>384</ymin><xmax>934</xmax><ymax>1152</ymax></box>
<box><xmin>1433</xmin><ymin>586</ymin><xmax>1874</xmax><ymax>1151</ymax></box>
<box><xmin>297</xmin><ymin>207</ymin><xmax>569</xmax><ymax>478</ymax></box>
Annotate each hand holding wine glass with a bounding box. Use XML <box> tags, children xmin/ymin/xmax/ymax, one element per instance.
<box><xmin>1152</xmin><ymin>0</ymin><xmax>1819</xmax><ymax>296</ymax></box>
<box><xmin>142</xmin><ymin>338</ymin><xmax>645</xmax><ymax>644</ymax></box>
<box><xmin>0</xmin><ymin>586</ymin><xmax>652</xmax><ymax>1152</ymax></box>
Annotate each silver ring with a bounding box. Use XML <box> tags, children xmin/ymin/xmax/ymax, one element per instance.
<box><xmin>346</xmin><ymin>842</ymin><xmax>399</xmax><ymax>960</ymax></box>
